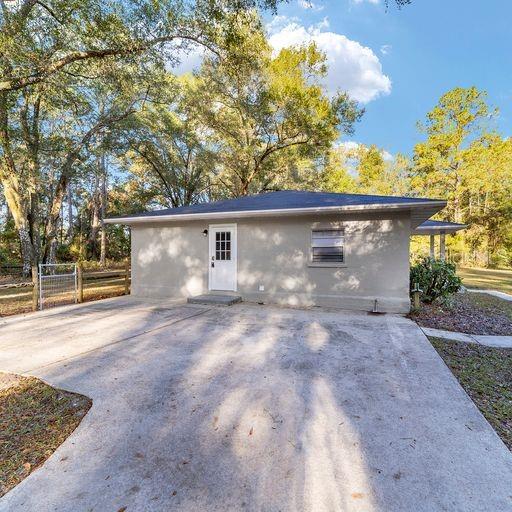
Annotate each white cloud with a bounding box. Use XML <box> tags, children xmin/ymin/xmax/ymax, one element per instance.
<box><xmin>382</xmin><ymin>150</ymin><xmax>394</xmax><ymax>162</ymax></box>
<box><xmin>173</xmin><ymin>18</ymin><xmax>392</xmax><ymax>105</ymax></box>
<box><xmin>338</xmin><ymin>141</ymin><xmax>360</xmax><ymax>151</ymax></box>
<box><xmin>315</xmin><ymin>17</ymin><xmax>331</xmax><ymax>30</ymax></box>
<box><xmin>297</xmin><ymin>0</ymin><xmax>324</xmax><ymax>11</ymax></box>
<box><xmin>268</xmin><ymin>20</ymin><xmax>391</xmax><ymax>103</ymax></box>
<box><xmin>380</xmin><ymin>44</ymin><xmax>392</xmax><ymax>56</ymax></box>
<box><xmin>266</xmin><ymin>15</ymin><xmax>298</xmax><ymax>33</ymax></box>
<box><xmin>172</xmin><ymin>44</ymin><xmax>206</xmax><ymax>74</ymax></box>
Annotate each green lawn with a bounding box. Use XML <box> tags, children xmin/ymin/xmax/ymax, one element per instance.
<box><xmin>429</xmin><ymin>337</ymin><xmax>512</xmax><ymax>450</ymax></box>
<box><xmin>0</xmin><ymin>373</ymin><xmax>91</xmax><ymax>496</ymax></box>
<box><xmin>457</xmin><ymin>267</ymin><xmax>512</xmax><ymax>295</ymax></box>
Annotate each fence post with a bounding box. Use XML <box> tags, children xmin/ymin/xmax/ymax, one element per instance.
<box><xmin>32</xmin><ymin>265</ymin><xmax>39</xmax><ymax>312</ymax></box>
<box><xmin>411</xmin><ymin>282</ymin><xmax>422</xmax><ymax>310</ymax></box>
<box><xmin>77</xmin><ymin>263</ymin><xmax>83</xmax><ymax>303</ymax></box>
<box><xmin>124</xmin><ymin>259</ymin><xmax>130</xmax><ymax>295</ymax></box>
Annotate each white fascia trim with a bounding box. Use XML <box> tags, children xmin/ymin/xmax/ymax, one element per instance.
<box><xmin>413</xmin><ymin>225</ymin><xmax>467</xmax><ymax>235</ymax></box>
<box><xmin>105</xmin><ymin>200</ymin><xmax>447</xmax><ymax>225</ymax></box>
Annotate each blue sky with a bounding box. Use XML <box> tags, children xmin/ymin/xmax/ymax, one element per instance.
<box><xmin>264</xmin><ymin>0</ymin><xmax>512</xmax><ymax>156</ymax></box>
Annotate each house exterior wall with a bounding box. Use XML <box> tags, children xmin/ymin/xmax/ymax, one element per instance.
<box><xmin>130</xmin><ymin>211</ymin><xmax>411</xmax><ymax>313</ymax></box>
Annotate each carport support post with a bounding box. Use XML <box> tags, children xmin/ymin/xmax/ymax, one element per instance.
<box><xmin>31</xmin><ymin>265</ymin><xmax>38</xmax><ymax>311</ymax></box>
<box><xmin>430</xmin><ymin>235</ymin><xmax>435</xmax><ymax>259</ymax></box>
<box><xmin>77</xmin><ymin>264</ymin><xmax>83</xmax><ymax>303</ymax></box>
<box><xmin>440</xmin><ymin>231</ymin><xmax>446</xmax><ymax>261</ymax></box>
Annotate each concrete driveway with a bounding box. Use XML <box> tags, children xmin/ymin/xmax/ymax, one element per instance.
<box><xmin>0</xmin><ymin>297</ymin><xmax>511</xmax><ymax>512</ymax></box>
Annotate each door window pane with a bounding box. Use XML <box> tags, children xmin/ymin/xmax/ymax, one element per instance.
<box><xmin>214</xmin><ymin>231</ymin><xmax>231</xmax><ymax>260</ymax></box>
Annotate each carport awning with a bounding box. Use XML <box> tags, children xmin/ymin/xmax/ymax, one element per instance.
<box><xmin>413</xmin><ymin>220</ymin><xmax>467</xmax><ymax>235</ymax></box>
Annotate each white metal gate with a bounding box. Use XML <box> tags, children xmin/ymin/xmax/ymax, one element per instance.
<box><xmin>39</xmin><ymin>263</ymin><xmax>77</xmax><ymax>310</ymax></box>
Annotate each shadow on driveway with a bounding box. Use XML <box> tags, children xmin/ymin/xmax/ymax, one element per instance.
<box><xmin>0</xmin><ymin>297</ymin><xmax>511</xmax><ymax>511</ymax></box>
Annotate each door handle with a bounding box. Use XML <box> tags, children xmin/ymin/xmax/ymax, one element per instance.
<box><xmin>211</xmin><ymin>262</ymin><xmax>215</xmax><ymax>267</ymax></box>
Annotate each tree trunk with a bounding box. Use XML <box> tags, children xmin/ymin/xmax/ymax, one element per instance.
<box><xmin>100</xmin><ymin>222</ymin><xmax>107</xmax><ymax>267</ymax></box>
<box><xmin>88</xmin><ymin>165</ymin><xmax>101</xmax><ymax>259</ymax></box>
<box><xmin>89</xmin><ymin>203</ymin><xmax>100</xmax><ymax>259</ymax></box>
<box><xmin>43</xmin><ymin>171</ymin><xmax>71</xmax><ymax>262</ymax></box>
<box><xmin>1</xmin><ymin>177</ymin><xmax>35</xmax><ymax>274</ymax></box>
<box><xmin>22</xmin><ymin>92</ymin><xmax>42</xmax><ymax>264</ymax></box>
<box><xmin>18</xmin><ymin>226</ymin><xmax>34</xmax><ymax>276</ymax></box>
<box><xmin>99</xmin><ymin>155</ymin><xmax>107</xmax><ymax>267</ymax></box>
<box><xmin>42</xmin><ymin>107</ymin><xmax>134</xmax><ymax>262</ymax></box>
<box><xmin>47</xmin><ymin>234</ymin><xmax>58</xmax><ymax>265</ymax></box>
<box><xmin>67</xmin><ymin>181</ymin><xmax>74</xmax><ymax>241</ymax></box>
<box><xmin>451</xmin><ymin>171</ymin><xmax>462</xmax><ymax>223</ymax></box>
<box><xmin>0</xmin><ymin>91</ymin><xmax>35</xmax><ymax>274</ymax></box>
<box><xmin>1</xmin><ymin>90</ymin><xmax>44</xmax><ymax>271</ymax></box>
<box><xmin>29</xmin><ymin>191</ymin><xmax>41</xmax><ymax>264</ymax></box>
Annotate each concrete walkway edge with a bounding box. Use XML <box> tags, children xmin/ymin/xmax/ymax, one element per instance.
<box><xmin>420</xmin><ymin>326</ymin><xmax>512</xmax><ymax>348</ymax></box>
<box><xmin>467</xmin><ymin>288</ymin><xmax>512</xmax><ymax>302</ymax></box>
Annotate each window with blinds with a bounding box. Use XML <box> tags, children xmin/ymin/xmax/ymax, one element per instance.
<box><xmin>311</xmin><ymin>229</ymin><xmax>344</xmax><ymax>263</ymax></box>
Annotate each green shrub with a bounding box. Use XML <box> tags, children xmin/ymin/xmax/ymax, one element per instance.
<box><xmin>410</xmin><ymin>257</ymin><xmax>462</xmax><ymax>304</ymax></box>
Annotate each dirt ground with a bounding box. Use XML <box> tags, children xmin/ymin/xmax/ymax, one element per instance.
<box><xmin>410</xmin><ymin>292</ymin><xmax>512</xmax><ymax>335</ymax></box>
<box><xmin>0</xmin><ymin>277</ymin><xmax>127</xmax><ymax>316</ymax></box>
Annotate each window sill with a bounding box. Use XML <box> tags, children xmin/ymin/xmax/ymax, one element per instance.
<box><xmin>307</xmin><ymin>262</ymin><xmax>348</xmax><ymax>268</ymax></box>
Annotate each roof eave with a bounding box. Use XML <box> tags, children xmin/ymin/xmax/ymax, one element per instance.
<box><xmin>413</xmin><ymin>224</ymin><xmax>468</xmax><ymax>235</ymax></box>
<box><xmin>105</xmin><ymin>200</ymin><xmax>447</xmax><ymax>226</ymax></box>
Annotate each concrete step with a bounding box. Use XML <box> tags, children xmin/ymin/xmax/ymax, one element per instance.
<box><xmin>187</xmin><ymin>294</ymin><xmax>242</xmax><ymax>306</ymax></box>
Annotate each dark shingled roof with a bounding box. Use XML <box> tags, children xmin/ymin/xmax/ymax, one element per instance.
<box><xmin>108</xmin><ymin>190</ymin><xmax>444</xmax><ymax>219</ymax></box>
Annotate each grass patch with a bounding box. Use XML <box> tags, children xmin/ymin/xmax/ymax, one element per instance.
<box><xmin>458</xmin><ymin>267</ymin><xmax>512</xmax><ymax>294</ymax></box>
<box><xmin>410</xmin><ymin>292</ymin><xmax>512</xmax><ymax>335</ymax></box>
<box><xmin>429</xmin><ymin>337</ymin><xmax>511</xmax><ymax>450</ymax></box>
<box><xmin>0</xmin><ymin>373</ymin><xmax>91</xmax><ymax>496</ymax></box>
<box><xmin>0</xmin><ymin>277</ymin><xmax>127</xmax><ymax>317</ymax></box>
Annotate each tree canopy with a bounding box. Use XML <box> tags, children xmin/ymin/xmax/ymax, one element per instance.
<box><xmin>3</xmin><ymin>1</ymin><xmax>511</xmax><ymax>273</ymax></box>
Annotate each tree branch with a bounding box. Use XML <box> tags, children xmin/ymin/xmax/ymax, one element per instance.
<box><xmin>0</xmin><ymin>34</ymin><xmax>218</xmax><ymax>92</ymax></box>
<box><xmin>43</xmin><ymin>105</ymin><xmax>137</xmax><ymax>259</ymax></box>
<box><xmin>131</xmin><ymin>145</ymin><xmax>176</xmax><ymax>205</ymax></box>
<box><xmin>35</xmin><ymin>0</ymin><xmax>63</xmax><ymax>24</ymax></box>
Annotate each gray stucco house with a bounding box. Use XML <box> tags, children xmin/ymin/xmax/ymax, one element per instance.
<box><xmin>106</xmin><ymin>190</ymin><xmax>462</xmax><ymax>313</ymax></box>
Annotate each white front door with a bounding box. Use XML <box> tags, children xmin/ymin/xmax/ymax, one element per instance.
<box><xmin>209</xmin><ymin>224</ymin><xmax>237</xmax><ymax>291</ymax></box>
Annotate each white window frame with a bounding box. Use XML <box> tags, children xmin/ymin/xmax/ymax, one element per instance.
<box><xmin>308</xmin><ymin>223</ymin><xmax>347</xmax><ymax>268</ymax></box>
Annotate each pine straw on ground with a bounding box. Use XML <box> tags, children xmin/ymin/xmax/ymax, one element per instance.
<box><xmin>410</xmin><ymin>292</ymin><xmax>512</xmax><ymax>335</ymax></box>
<box><xmin>0</xmin><ymin>373</ymin><xmax>91</xmax><ymax>496</ymax></box>
<box><xmin>429</xmin><ymin>337</ymin><xmax>512</xmax><ymax>450</ymax></box>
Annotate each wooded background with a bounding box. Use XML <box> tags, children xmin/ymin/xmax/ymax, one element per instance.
<box><xmin>1</xmin><ymin>0</ymin><xmax>511</xmax><ymax>276</ymax></box>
